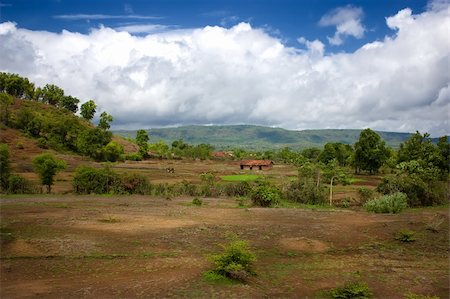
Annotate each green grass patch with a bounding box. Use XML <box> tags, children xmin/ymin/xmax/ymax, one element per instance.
<box><xmin>221</xmin><ymin>174</ymin><xmax>261</xmax><ymax>182</ymax></box>
<box><xmin>202</xmin><ymin>270</ymin><xmax>236</xmax><ymax>285</ymax></box>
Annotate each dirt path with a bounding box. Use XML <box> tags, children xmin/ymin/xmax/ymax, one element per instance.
<box><xmin>1</xmin><ymin>196</ymin><xmax>448</xmax><ymax>298</ymax></box>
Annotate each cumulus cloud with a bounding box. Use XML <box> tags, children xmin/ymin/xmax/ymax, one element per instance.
<box><xmin>319</xmin><ymin>5</ymin><xmax>365</xmax><ymax>45</ymax></box>
<box><xmin>0</xmin><ymin>4</ymin><xmax>449</xmax><ymax>136</ymax></box>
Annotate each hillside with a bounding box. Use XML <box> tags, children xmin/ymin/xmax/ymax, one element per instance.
<box><xmin>114</xmin><ymin>125</ymin><xmax>420</xmax><ymax>150</ymax></box>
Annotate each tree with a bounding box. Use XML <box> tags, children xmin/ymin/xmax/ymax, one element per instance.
<box><xmin>102</xmin><ymin>141</ymin><xmax>124</xmax><ymax>162</ymax></box>
<box><xmin>32</xmin><ymin>153</ymin><xmax>66</xmax><ymax>193</ymax></box>
<box><xmin>354</xmin><ymin>129</ymin><xmax>389</xmax><ymax>174</ymax></box>
<box><xmin>437</xmin><ymin>136</ymin><xmax>450</xmax><ymax>173</ymax></box>
<box><xmin>98</xmin><ymin>111</ymin><xmax>113</xmax><ymax>130</ymax></box>
<box><xmin>60</xmin><ymin>95</ymin><xmax>80</xmax><ymax>113</ymax></box>
<box><xmin>0</xmin><ymin>92</ymin><xmax>14</xmax><ymax>125</ymax></box>
<box><xmin>136</xmin><ymin>129</ymin><xmax>149</xmax><ymax>157</ymax></box>
<box><xmin>0</xmin><ymin>144</ymin><xmax>11</xmax><ymax>191</ymax></box>
<box><xmin>40</xmin><ymin>84</ymin><xmax>64</xmax><ymax>106</ymax></box>
<box><xmin>80</xmin><ymin>100</ymin><xmax>96</xmax><ymax>121</ymax></box>
<box><xmin>323</xmin><ymin>159</ymin><xmax>348</xmax><ymax>206</ymax></box>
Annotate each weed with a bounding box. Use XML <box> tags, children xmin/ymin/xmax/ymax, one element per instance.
<box><xmin>98</xmin><ymin>216</ymin><xmax>121</xmax><ymax>223</ymax></box>
<box><xmin>329</xmin><ymin>281</ymin><xmax>372</xmax><ymax>299</ymax></box>
<box><xmin>357</xmin><ymin>187</ymin><xmax>375</xmax><ymax>203</ymax></box>
<box><xmin>364</xmin><ymin>192</ymin><xmax>408</xmax><ymax>214</ymax></box>
<box><xmin>202</xmin><ymin>270</ymin><xmax>235</xmax><ymax>284</ymax></box>
<box><xmin>207</xmin><ymin>234</ymin><xmax>256</xmax><ymax>282</ymax></box>
<box><xmin>425</xmin><ymin>214</ymin><xmax>445</xmax><ymax>233</ymax></box>
<box><xmin>404</xmin><ymin>293</ymin><xmax>440</xmax><ymax>299</ymax></box>
<box><xmin>192</xmin><ymin>197</ymin><xmax>203</xmax><ymax>206</ymax></box>
<box><xmin>395</xmin><ymin>229</ymin><xmax>416</xmax><ymax>243</ymax></box>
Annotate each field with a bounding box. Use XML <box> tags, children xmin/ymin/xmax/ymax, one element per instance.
<box><xmin>1</xmin><ymin>193</ymin><xmax>449</xmax><ymax>298</ymax></box>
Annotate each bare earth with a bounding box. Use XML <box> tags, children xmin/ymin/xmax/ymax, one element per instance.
<box><xmin>1</xmin><ymin>195</ymin><xmax>449</xmax><ymax>298</ymax></box>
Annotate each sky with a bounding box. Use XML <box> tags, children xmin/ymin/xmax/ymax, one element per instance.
<box><xmin>0</xmin><ymin>0</ymin><xmax>449</xmax><ymax>136</ymax></box>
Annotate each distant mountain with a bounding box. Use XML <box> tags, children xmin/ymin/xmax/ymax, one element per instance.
<box><xmin>114</xmin><ymin>125</ymin><xmax>424</xmax><ymax>150</ymax></box>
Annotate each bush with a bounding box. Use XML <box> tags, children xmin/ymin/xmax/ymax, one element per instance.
<box><xmin>208</xmin><ymin>236</ymin><xmax>256</xmax><ymax>282</ymax></box>
<box><xmin>357</xmin><ymin>187</ymin><xmax>374</xmax><ymax>203</ymax></box>
<box><xmin>119</xmin><ymin>173</ymin><xmax>151</xmax><ymax>194</ymax></box>
<box><xmin>251</xmin><ymin>184</ymin><xmax>281</xmax><ymax>207</ymax></box>
<box><xmin>124</xmin><ymin>153</ymin><xmax>143</xmax><ymax>161</ymax></box>
<box><xmin>223</xmin><ymin>181</ymin><xmax>252</xmax><ymax>197</ymax></box>
<box><xmin>7</xmin><ymin>174</ymin><xmax>34</xmax><ymax>194</ymax></box>
<box><xmin>284</xmin><ymin>180</ymin><xmax>327</xmax><ymax>205</ymax></box>
<box><xmin>192</xmin><ymin>197</ymin><xmax>203</xmax><ymax>206</ymax></box>
<box><xmin>73</xmin><ymin>166</ymin><xmax>120</xmax><ymax>194</ymax></box>
<box><xmin>377</xmin><ymin>174</ymin><xmax>446</xmax><ymax>207</ymax></box>
<box><xmin>395</xmin><ymin>229</ymin><xmax>416</xmax><ymax>243</ymax></box>
<box><xmin>330</xmin><ymin>281</ymin><xmax>372</xmax><ymax>299</ymax></box>
<box><xmin>364</xmin><ymin>192</ymin><xmax>408</xmax><ymax>214</ymax></box>
<box><xmin>404</xmin><ymin>293</ymin><xmax>440</xmax><ymax>299</ymax></box>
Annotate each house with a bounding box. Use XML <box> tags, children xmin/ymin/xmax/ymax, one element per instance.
<box><xmin>240</xmin><ymin>160</ymin><xmax>274</xmax><ymax>170</ymax></box>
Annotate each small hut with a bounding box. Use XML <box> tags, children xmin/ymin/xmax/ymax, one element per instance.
<box><xmin>240</xmin><ymin>160</ymin><xmax>274</xmax><ymax>170</ymax></box>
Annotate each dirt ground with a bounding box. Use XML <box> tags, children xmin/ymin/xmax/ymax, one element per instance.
<box><xmin>1</xmin><ymin>195</ymin><xmax>448</xmax><ymax>298</ymax></box>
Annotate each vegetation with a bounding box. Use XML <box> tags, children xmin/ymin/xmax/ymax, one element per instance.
<box><xmin>192</xmin><ymin>197</ymin><xmax>203</xmax><ymax>206</ymax></box>
<box><xmin>395</xmin><ymin>229</ymin><xmax>416</xmax><ymax>243</ymax></box>
<box><xmin>354</xmin><ymin>128</ymin><xmax>389</xmax><ymax>174</ymax></box>
<box><xmin>364</xmin><ymin>192</ymin><xmax>408</xmax><ymax>214</ymax></box>
<box><xmin>329</xmin><ymin>281</ymin><xmax>372</xmax><ymax>299</ymax></box>
<box><xmin>32</xmin><ymin>153</ymin><xmax>66</xmax><ymax>193</ymax></box>
<box><xmin>221</xmin><ymin>174</ymin><xmax>260</xmax><ymax>182</ymax></box>
<box><xmin>250</xmin><ymin>183</ymin><xmax>281</xmax><ymax>207</ymax></box>
<box><xmin>0</xmin><ymin>143</ymin><xmax>11</xmax><ymax>191</ymax></box>
<box><xmin>207</xmin><ymin>235</ymin><xmax>256</xmax><ymax>282</ymax></box>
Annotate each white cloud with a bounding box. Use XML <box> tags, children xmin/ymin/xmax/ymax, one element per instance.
<box><xmin>319</xmin><ymin>5</ymin><xmax>365</xmax><ymax>46</ymax></box>
<box><xmin>0</xmin><ymin>3</ymin><xmax>449</xmax><ymax>136</ymax></box>
<box><xmin>114</xmin><ymin>24</ymin><xmax>172</xmax><ymax>34</ymax></box>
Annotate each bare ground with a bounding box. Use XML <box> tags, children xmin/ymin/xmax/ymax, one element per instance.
<box><xmin>1</xmin><ymin>195</ymin><xmax>448</xmax><ymax>298</ymax></box>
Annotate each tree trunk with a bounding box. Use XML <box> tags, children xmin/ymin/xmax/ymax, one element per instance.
<box><xmin>46</xmin><ymin>184</ymin><xmax>51</xmax><ymax>194</ymax></box>
<box><xmin>329</xmin><ymin>176</ymin><xmax>334</xmax><ymax>206</ymax></box>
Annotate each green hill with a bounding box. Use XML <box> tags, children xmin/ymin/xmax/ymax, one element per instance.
<box><xmin>114</xmin><ymin>125</ymin><xmax>422</xmax><ymax>150</ymax></box>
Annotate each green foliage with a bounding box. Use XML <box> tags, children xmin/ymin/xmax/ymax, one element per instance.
<box><xmin>251</xmin><ymin>183</ymin><xmax>281</xmax><ymax>207</ymax></box>
<box><xmin>98</xmin><ymin>111</ymin><xmax>113</xmax><ymax>130</ymax></box>
<box><xmin>192</xmin><ymin>197</ymin><xmax>203</xmax><ymax>206</ymax></box>
<box><xmin>0</xmin><ymin>92</ymin><xmax>14</xmax><ymax>125</ymax></box>
<box><xmin>364</xmin><ymin>192</ymin><xmax>408</xmax><ymax>214</ymax></box>
<box><xmin>223</xmin><ymin>181</ymin><xmax>252</xmax><ymax>197</ymax></box>
<box><xmin>39</xmin><ymin>84</ymin><xmax>64</xmax><ymax>106</ymax></box>
<box><xmin>354</xmin><ymin>129</ymin><xmax>389</xmax><ymax>174</ymax></box>
<box><xmin>73</xmin><ymin>166</ymin><xmax>150</xmax><ymax>195</ymax></box>
<box><xmin>357</xmin><ymin>187</ymin><xmax>375</xmax><ymax>203</ymax></box>
<box><xmin>123</xmin><ymin>152</ymin><xmax>143</xmax><ymax>161</ymax></box>
<box><xmin>329</xmin><ymin>281</ymin><xmax>372</xmax><ymax>299</ymax></box>
<box><xmin>404</xmin><ymin>292</ymin><xmax>440</xmax><ymax>299</ymax></box>
<box><xmin>209</xmin><ymin>235</ymin><xmax>256</xmax><ymax>282</ymax></box>
<box><xmin>284</xmin><ymin>179</ymin><xmax>327</xmax><ymax>205</ymax></box>
<box><xmin>102</xmin><ymin>141</ymin><xmax>124</xmax><ymax>162</ymax></box>
<box><xmin>395</xmin><ymin>229</ymin><xmax>416</xmax><ymax>243</ymax></box>
<box><xmin>80</xmin><ymin>100</ymin><xmax>96</xmax><ymax>121</ymax></box>
<box><xmin>221</xmin><ymin>174</ymin><xmax>260</xmax><ymax>182</ymax></box>
<box><xmin>319</xmin><ymin>142</ymin><xmax>353</xmax><ymax>166</ymax></box>
<box><xmin>136</xmin><ymin>129</ymin><xmax>149</xmax><ymax>157</ymax></box>
<box><xmin>0</xmin><ymin>72</ymin><xmax>35</xmax><ymax>99</ymax></box>
<box><xmin>7</xmin><ymin>174</ymin><xmax>35</xmax><ymax>194</ymax></box>
<box><xmin>0</xmin><ymin>143</ymin><xmax>11</xmax><ymax>191</ymax></box>
<box><xmin>32</xmin><ymin>153</ymin><xmax>66</xmax><ymax>193</ymax></box>
<box><xmin>76</xmin><ymin>127</ymin><xmax>112</xmax><ymax>161</ymax></box>
<box><xmin>60</xmin><ymin>95</ymin><xmax>80</xmax><ymax>113</ymax></box>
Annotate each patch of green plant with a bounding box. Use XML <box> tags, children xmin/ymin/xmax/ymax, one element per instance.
<box><xmin>395</xmin><ymin>229</ymin><xmax>416</xmax><ymax>243</ymax></box>
<box><xmin>364</xmin><ymin>192</ymin><xmax>408</xmax><ymax>213</ymax></box>
<box><xmin>221</xmin><ymin>174</ymin><xmax>261</xmax><ymax>182</ymax></box>
<box><xmin>192</xmin><ymin>197</ymin><xmax>203</xmax><ymax>206</ymax></box>
<box><xmin>142</xmin><ymin>252</ymin><xmax>155</xmax><ymax>258</ymax></box>
<box><xmin>250</xmin><ymin>183</ymin><xmax>281</xmax><ymax>207</ymax></box>
<box><xmin>404</xmin><ymin>293</ymin><xmax>440</xmax><ymax>299</ymax></box>
<box><xmin>208</xmin><ymin>234</ymin><xmax>256</xmax><ymax>282</ymax></box>
<box><xmin>0</xmin><ymin>226</ymin><xmax>14</xmax><ymax>244</ymax></box>
<box><xmin>202</xmin><ymin>270</ymin><xmax>235</xmax><ymax>285</ymax></box>
<box><xmin>329</xmin><ymin>281</ymin><xmax>372</xmax><ymax>299</ymax></box>
<box><xmin>357</xmin><ymin>187</ymin><xmax>375</xmax><ymax>203</ymax></box>
<box><xmin>98</xmin><ymin>216</ymin><xmax>121</xmax><ymax>223</ymax></box>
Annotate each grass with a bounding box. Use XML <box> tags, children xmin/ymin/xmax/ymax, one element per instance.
<box><xmin>220</xmin><ymin>174</ymin><xmax>261</xmax><ymax>182</ymax></box>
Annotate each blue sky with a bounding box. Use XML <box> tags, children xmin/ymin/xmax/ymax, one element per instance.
<box><xmin>0</xmin><ymin>0</ymin><xmax>448</xmax><ymax>136</ymax></box>
<box><xmin>1</xmin><ymin>0</ymin><xmax>429</xmax><ymax>52</ymax></box>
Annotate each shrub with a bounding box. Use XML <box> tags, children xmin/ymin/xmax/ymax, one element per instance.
<box><xmin>192</xmin><ymin>197</ymin><xmax>203</xmax><ymax>206</ymax></box>
<box><xmin>404</xmin><ymin>293</ymin><xmax>440</xmax><ymax>299</ymax></box>
<box><xmin>251</xmin><ymin>184</ymin><xmax>281</xmax><ymax>207</ymax></box>
<box><xmin>37</xmin><ymin>137</ymin><xmax>48</xmax><ymax>149</ymax></box>
<box><xmin>223</xmin><ymin>181</ymin><xmax>252</xmax><ymax>197</ymax></box>
<box><xmin>364</xmin><ymin>192</ymin><xmax>408</xmax><ymax>214</ymax></box>
<box><xmin>102</xmin><ymin>141</ymin><xmax>124</xmax><ymax>162</ymax></box>
<box><xmin>357</xmin><ymin>187</ymin><xmax>374</xmax><ymax>203</ymax></box>
<box><xmin>32</xmin><ymin>153</ymin><xmax>66</xmax><ymax>193</ymax></box>
<box><xmin>124</xmin><ymin>153</ymin><xmax>143</xmax><ymax>161</ymax></box>
<box><xmin>208</xmin><ymin>236</ymin><xmax>256</xmax><ymax>282</ymax></box>
<box><xmin>395</xmin><ymin>229</ymin><xmax>416</xmax><ymax>243</ymax></box>
<box><xmin>284</xmin><ymin>180</ymin><xmax>327</xmax><ymax>205</ymax></box>
<box><xmin>7</xmin><ymin>174</ymin><xmax>34</xmax><ymax>194</ymax></box>
<box><xmin>0</xmin><ymin>143</ymin><xmax>10</xmax><ymax>191</ymax></box>
<box><xmin>119</xmin><ymin>173</ymin><xmax>151</xmax><ymax>194</ymax></box>
<box><xmin>72</xmin><ymin>166</ymin><xmax>119</xmax><ymax>194</ymax></box>
<box><xmin>330</xmin><ymin>281</ymin><xmax>372</xmax><ymax>299</ymax></box>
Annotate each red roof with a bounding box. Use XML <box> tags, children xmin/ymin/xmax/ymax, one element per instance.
<box><xmin>240</xmin><ymin>160</ymin><xmax>274</xmax><ymax>166</ymax></box>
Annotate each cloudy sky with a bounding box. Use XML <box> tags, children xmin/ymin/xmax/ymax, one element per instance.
<box><xmin>0</xmin><ymin>0</ymin><xmax>449</xmax><ymax>136</ymax></box>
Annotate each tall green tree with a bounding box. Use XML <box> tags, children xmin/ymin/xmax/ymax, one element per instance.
<box><xmin>0</xmin><ymin>92</ymin><xmax>14</xmax><ymax>125</ymax></box>
<box><xmin>80</xmin><ymin>100</ymin><xmax>96</xmax><ymax>121</ymax></box>
<box><xmin>32</xmin><ymin>153</ymin><xmax>66</xmax><ymax>193</ymax></box>
<box><xmin>354</xmin><ymin>129</ymin><xmax>389</xmax><ymax>174</ymax></box>
<box><xmin>40</xmin><ymin>84</ymin><xmax>64</xmax><ymax>106</ymax></box>
<box><xmin>0</xmin><ymin>144</ymin><xmax>11</xmax><ymax>191</ymax></box>
<box><xmin>60</xmin><ymin>95</ymin><xmax>80</xmax><ymax>113</ymax></box>
<box><xmin>135</xmin><ymin>129</ymin><xmax>149</xmax><ymax>157</ymax></box>
<box><xmin>98</xmin><ymin>111</ymin><xmax>113</xmax><ymax>130</ymax></box>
